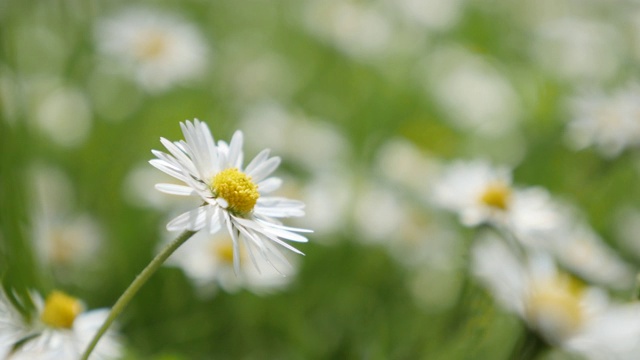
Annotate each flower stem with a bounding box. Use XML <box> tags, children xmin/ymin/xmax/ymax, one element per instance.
<box><xmin>508</xmin><ymin>327</ymin><xmax>548</xmax><ymax>360</ymax></box>
<box><xmin>81</xmin><ymin>230</ymin><xmax>196</xmax><ymax>360</ymax></box>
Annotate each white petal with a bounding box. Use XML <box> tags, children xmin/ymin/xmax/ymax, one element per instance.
<box><xmin>247</xmin><ymin>156</ymin><xmax>281</xmax><ymax>183</ymax></box>
<box><xmin>155</xmin><ymin>183</ymin><xmax>197</xmax><ymax>196</ymax></box>
<box><xmin>244</xmin><ymin>149</ymin><xmax>271</xmax><ymax>175</ymax></box>
<box><xmin>149</xmin><ymin>159</ymin><xmax>190</xmax><ymax>183</ymax></box>
<box><xmin>167</xmin><ymin>207</ymin><xmax>208</xmax><ymax>231</ymax></box>
<box><xmin>160</xmin><ymin>138</ymin><xmax>200</xmax><ymax>177</ymax></box>
<box><xmin>257</xmin><ymin>177</ymin><xmax>282</xmax><ymax>194</ymax></box>
<box><xmin>227</xmin><ymin>130</ymin><xmax>244</xmax><ymax>169</ymax></box>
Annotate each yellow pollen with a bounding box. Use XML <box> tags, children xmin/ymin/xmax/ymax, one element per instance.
<box><xmin>479</xmin><ymin>182</ymin><xmax>511</xmax><ymax>210</ymax></box>
<box><xmin>211</xmin><ymin>168</ymin><xmax>259</xmax><ymax>215</ymax></box>
<box><xmin>526</xmin><ymin>275</ymin><xmax>585</xmax><ymax>340</ymax></box>
<box><xmin>40</xmin><ymin>291</ymin><xmax>83</xmax><ymax>329</ymax></box>
<box><xmin>136</xmin><ymin>31</ymin><xmax>168</xmax><ymax>60</ymax></box>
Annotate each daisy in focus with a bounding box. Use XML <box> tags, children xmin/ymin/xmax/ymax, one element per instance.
<box><xmin>472</xmin><ymin>234</ymin><xmax>640</xmax><ymax>360</ymax></box>
<box><xmin>150</xmin><ymin>119</ymin><xmax>311</xmax><ymax>274</ymax></box>
<box><xmin>95</xmin><ymin>7</ymin><xmax>209</xmax><ymax>92</ymax></box>
<box><xmin>0</xmin><ymin>290</ymin><xmax>121</xmax><ymax>360</ymax></box>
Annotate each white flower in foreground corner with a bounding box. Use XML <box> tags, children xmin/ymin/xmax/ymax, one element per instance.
<box><xmin>150</xmin><ymin>119</ymin><xmax>311</xmax><ymax>274</ymax></box>
<box><xmin>472</xmin><ymin>235</ymin><xmax>640</xmax><ymax>360</ymax></box>
<box><xmin>0</xmin><ymin>290</ymin><xmax>121</xmax><ymax>360</ymax></box>
<box><xmin>165</xmin><ymin>230</ymin><xmax>297</xmax><ymax>295</ymax></box>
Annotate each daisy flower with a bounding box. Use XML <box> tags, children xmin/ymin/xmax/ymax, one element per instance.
<box><xmin>472</xmin><ymin>234</ymin><xmax>640</xmax><ymax>360</ymax></box>
<box><xmin>95</xmin><ymin>7</ymin><xmax>209</xmax><ymax>92</ymax></box>
<box><xmin>566</xmin><ymin>84</ymin><xmax>640</xmax><ymax>158</ymax></box>
<box><xmin>164</xmin><ymin>229</ymin><xmax>298</xmax><ymax>295</ymax></box>
<box><xmin>431</xmin><ymin>159</ymin><xmax>513</xmax><ymax>226</ymax></box>
<box><xmin>149</xmin><ymin>119</ymin><xmax>311</xmax><ymax>274</ymax></box>
<box><xmin>0</xmin><ymin>290</ymin><xmax>121</xmax><ymax>360</ymax></box>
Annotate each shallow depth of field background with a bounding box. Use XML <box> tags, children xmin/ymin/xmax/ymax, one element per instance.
<box><xmin>2</xmin><ymin>0</ymin><xmax>640</xmax><ymax>359</ymax></box>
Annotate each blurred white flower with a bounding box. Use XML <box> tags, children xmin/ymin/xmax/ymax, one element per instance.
<box><xmin>240</xmin><ymin>102</ymin><xmax>351</xmax><ymax>174</ymax></box>
<box><xmin>472</xmin><ymin>235</ymin><xmax>640</xmax><ymax>360</ymax></box>
<box><xmin>303</xmin><ymin>0</ymin><xmax>393</xmax><ymax>61</ymax></box>
<box><xmin>374</xmin><ymin>138</ymin><xmax>441</xmax><ymax>201</ymax></box>
<box><xmin>30</xmin><ymin>165</ymin><xmax>103</xmax><ymax>269</ymax></box>
<box><xmin>565</xmin><ymin>85</ymin><xmax>640</xmax><ymax>158</ymax></box>
<box><xmin>34</xmin><ymin>85</ymin><xmax>92</xmax><ymax>147</ymax></box>
<box><xmin>431</xmin><ymin>159</ymin><xmax>513</xmax><ymax>226</ymax></box>
<box><xmin>96</xmin><ymin>7</ymin><xmax>209</xmax><ymax>92</ymax></box>
<box><xmin>290</xmin><ymin>172</ymin><xmax>351</xmax><ymax>239</ymax></box>
<box><xmin>164</xmin><ymin>230</ymin><xmax>297</xmax><ymax>295</ymax></box>
<box><xmin>433</xmin><ymin>160</ymin><xmax>634</xmax><ymax>289</ymax></box>
<box><xmin>532</xmin><ymin>17</ymin><xmax>622</xmax><ymax>82</ymax></box>
<box><xmin>390</xmin><ymin>0</ymin><xmax>464</xmax><ymax>31</ymax></box>
<box><xmin>150</xmin><ymin>119</ymin><xmax>311</xmax><ymax>274</ymax></box>
<box><xmin>423</xmin><ymin>47</ymin><xmax>522</xmax><ymax>136</ymax></box>
<box><xmin>0</xmin><ymin>290</ymin><xmax>121</xmax><ymax>360</ymax></box>
<box><xmin>353</xmin><ymin>179</ymin><xmax>407</xmax><ymax>244</ymax></box>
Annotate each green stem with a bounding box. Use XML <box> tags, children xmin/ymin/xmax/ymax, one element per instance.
<box><xmin>81</xmin><ymin>230</ymin><xmax>196</xmax><ymax>360</ymax></box>
<box><xmin>508</xmin><ymin>327</ymin><xmax>548</xmax><ymax>360</ymax></box>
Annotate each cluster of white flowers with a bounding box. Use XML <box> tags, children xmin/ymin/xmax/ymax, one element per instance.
<box><xmin>431</xmin><ymin>159</ymin><xmax>640</xmax><ymax>358</ymax></box>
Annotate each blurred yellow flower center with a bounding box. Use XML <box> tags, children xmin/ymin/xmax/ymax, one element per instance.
<box><xmin>211</xmin><ymin>168</ymin><xmax>259</xmax><ymax>215</ymax></box>
<box><xmin>136</xmin><ymin>31</ymin><xmax>168</xmax><ymax>60</ymax></box>
<box><xmin>479</xmin><ymin>182</ymin><xmax>511</xmax><ymax>210</ymax></box>
<box><xmin>41</xmin><ymin>291</ymin><xmax>83</xmax><ymax>329</ymax></box>
<box><xmin>214</xmin><ymin>241</ymin><xmax>235</xmax><ymax>264</ymax></box>
<box><xmin>525</xmin><ymin>276</ymin><xmax>585</xmax><ymax>340</ymax></box>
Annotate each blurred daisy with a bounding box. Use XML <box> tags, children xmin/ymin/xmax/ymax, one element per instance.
<box><xmin>431</xmin><ymin>159</ymin><xmax>514</xmax><ymax>226</ymax></box>
<box><xmin>566</xmin><ymin>85</ymin><xmax>640</xmax><ymax>158</ymax></box>
<box><xmin>150</xmin><ymin>119</ymin><xmax>311</xmax><ymax>274</ymax></box>
<box><xmin>303</xmin><ymin>0</ymin><xmax>393</xmax><ymax>61</ymax></box>
<box><xmin>96</xmin><ymin>7</ymin><xmax>209</xmax><ymax>92</ymax></box>
<box><xmin>510</xmin><ymin>188</ymin><xmax>635</xmax><ymax>289</ymax></box>
<box><xmin>0</xmin><ymin>290</ymin><xmax>121</xmax><ymax>360</ymax></box>
<box><xmin>164</xmin><ymin>230</ymin><xmax>297</xmax><ymax>295</ymax></box>
<box><xmin>30</xmin><ymin>165</ymin><xmax>103</xmax><ymax>270</ymax></box>
<box><xmin>240</xmin><ymin>102</ymin><xmax>351</xmax><ymax>175</ymax></box>
<box><xmin>472</xmin><ymin>235</ymin><xmax>640</xmax><ymax>360</ymax></box>
<box><xmin>423</xmin><ymin>46</ymin><xmax>522</xmax><ymax>136</ymax></box>
<box><xmin>532</xmin><ymin>17</ymin><xmax>622</xmax><ymax>83</ymax></box>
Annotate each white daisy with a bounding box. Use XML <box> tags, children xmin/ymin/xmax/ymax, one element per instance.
<box><xmin>30</xmin><ymin>164</ymin><xmax>103</xmax><ymax>270</ymax></box>
<box><xmin>431</xmin><ymin>159</ymin><xmax>513</xmax><ymax>226</ymax></box>
<box><xmin>95</xmin><ymin>7</ymin><xmax>209</xmax><ymax>92</ymax></box>
<box><xmin>472</xmin><ymin>234</ymin><xmax>640</xmax><ymax>360</ymax></box>
<box><xmin>164</xmin><ymin>229</ymin><xmax>297</xmax><ymax>295</ymax></box>
<box><xmin>509</xmin><ymin>187</ymin><xmax>635</xmax><ymax>290</ymax></box>
<box><xmin>433</xmin><ymin>160</ymin><xmax>634</xmax><ymax>289</ymax></box>
<box><xmin>149</xmin><ymin>119</ymin><xmax>311</xmax><ymax>274</ymax></box>
<box><xmin>0</xmin><ymin>290</ymin><xmax>121</xmax><ymax>360</ymax></box>
<box><xmin>566</xmin><ymin>85</ymin><xmax>640</xmax><ymax>158</ymax></box>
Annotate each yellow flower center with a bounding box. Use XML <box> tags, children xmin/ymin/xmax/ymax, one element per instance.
<box><xmin>525</xmin><ymin>275</ymin><xmax>585</xmax><ymax>341</ymax></box>
<box><xmin>479</xmin><ymin>182</ymin><xmax>511</xmax><ymax>210</ymax></box>
<box><xmin>136</xmin><ymin>31</ymin><xmax>168</xmax><ymax>61</ymax></box>
<box><xmin>40</xmin><ymin>291</ymin><xmax>83</xmax><ymax>329</ymax></box>
<box><xmin>211</xmin><ymin>168</ymin><xmax>259</xmax><ymax>215</ymax></box>
<box><xmin>213</xmin><ymin>240</ymin><xmax>236</xmax><ymax>264</ymax></box>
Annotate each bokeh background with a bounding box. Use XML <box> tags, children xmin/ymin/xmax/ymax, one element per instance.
<box><xmin>2</xmin><ymin>0</ymin><xmax>640</xmax><ymax>358</ymax></box>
